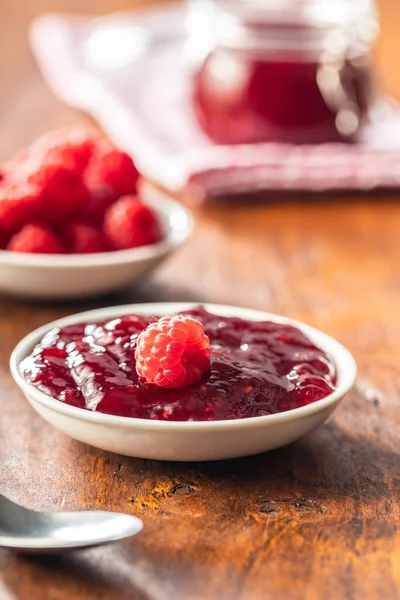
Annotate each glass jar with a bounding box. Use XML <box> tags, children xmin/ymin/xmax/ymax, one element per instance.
<box><xmin>187</xmin><ymin>0</ymin><xmax>379</xmax><ymax>144</ymax></box>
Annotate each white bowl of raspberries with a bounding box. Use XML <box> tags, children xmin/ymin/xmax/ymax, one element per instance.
<box><xmin>0</xmin><ymin>129</ymin><xmax>193</xmax><ymax>299</ymax></box>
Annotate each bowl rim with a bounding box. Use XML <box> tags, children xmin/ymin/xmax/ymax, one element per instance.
<box><xmin>0</xmin><ymin>191</ymin><xmax>194</xmax><ymax>268</ymax></box>
<box><xmin>10</xmin><ymin>303</ymin><xmax>357</xmax><ymax>431</ymax></box>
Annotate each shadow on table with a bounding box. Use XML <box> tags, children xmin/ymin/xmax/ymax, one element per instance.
<box><xmin>106</xmin><ymin>418</ymin><xmax>399</xmax><ymax>521</ymax></box>
<box><xmin>177</xmin><ymin>420</ymin><xmax>398</xmax><ymax>500</ymax></box>
<box><xmin>0</xmin><ymin>280</ymin><xmax>209</xmax><ymax>313</ymax></box>
<box><xmin>0</xmin><ymin>546</ymin><xmax>151</xmax><ymax>600</ymax></box>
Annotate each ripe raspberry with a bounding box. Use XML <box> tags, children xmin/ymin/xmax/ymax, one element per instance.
<box><xmin>22</xmin><ymin>156</ymin><xmax>89</xmax><ymax>224</ymax></box>
<box><xmin>103</xmin><ymin>196</ymin><xmax>163</xmax><ymax>250</ymax></box>
<box><xmin>0</xmin><ymin>182</ymin><xmax>43</xmax><ymax>233</ymax></box>
<box><xmin>80</xmin><ymin>176</ymin><xmax>118</xmax><ymax>223</ymax></box>
<box><xmin>135</xmin><ymin>315</ymin><xmax>211</xmax><ymax>389</ymax></box>
<box><xmin>31</xmin><ymin>128</ymin><xmax>98</xmax><ymax>173</ymax></box>
<box><xmin>7</xmin><ymin>223</ymin><xmax>63</xmax><ymax>254</ymax></box>
<box><xmin>86</xmin><ymin>140</ymin><xmax>139</xmax><ymax>196</ymax></box>
<box><xmin>0</xmin><ymin>231</ymin><xmax>10</xmax><ymax>250</ymax></box>
<box><xmin>63</xmin><ymin>221</ymin><xmax>108</xmax><ymax>254</ymax></box>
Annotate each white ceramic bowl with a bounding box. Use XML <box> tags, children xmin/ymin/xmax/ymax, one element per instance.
<box><xmin>11</xmin><ymin>303</ymin><xmax>357</xmax><ymax>462</ymax></box>
<box><xmin>0</xmin><ymin>187</ymin><xmax>193</xmax><ymax>299</ymax></box>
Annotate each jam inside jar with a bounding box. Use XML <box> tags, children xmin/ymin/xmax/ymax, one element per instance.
<box><xmin>189</xmin><ymin>0</ymin><xmax>379</xmax><ymax>144</ymax></box>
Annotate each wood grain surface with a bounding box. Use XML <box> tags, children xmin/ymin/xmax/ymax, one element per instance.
<box><xmin>0</xmin><ymin>1</ymin><xmax>400</xmax><ymax>599</ymax></box>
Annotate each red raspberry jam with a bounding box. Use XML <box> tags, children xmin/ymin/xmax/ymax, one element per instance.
<box><xmin>193</xmin><ymin>51</ymin><xmax>372</xmax><ymax>145</ymax></box>
<box><xmin>21</xmin><ymin>307</ymin><xmax>337</xmax><ymax>421</ymax></box>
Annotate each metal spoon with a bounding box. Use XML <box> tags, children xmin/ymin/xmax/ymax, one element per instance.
<box><xmin>0</xmin><ymin>494</ymin><xmax>143</xmax><ymax>554</ymax></box>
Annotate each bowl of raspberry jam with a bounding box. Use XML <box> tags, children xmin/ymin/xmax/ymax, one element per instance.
<box><xmin>189</xmin><ymin>0</ymin><xmax>379</xmax><ymax>144</ymax></box>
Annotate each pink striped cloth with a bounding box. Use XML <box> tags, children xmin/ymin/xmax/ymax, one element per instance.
<box><xmin>30</xmin><ymin>5</ymin><xmax>400</xmax><ymax>200</ymax></box>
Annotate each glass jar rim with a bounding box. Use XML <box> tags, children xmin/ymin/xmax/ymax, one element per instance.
<box><xmin>213</xmin><ymin>0</ymin><xmax>377</xmax><ymax>29</ymax></box>
<box><xmin>187</xmin><ymin>0</ymin><xmax>379</xmax><ymax>57</ymax></box>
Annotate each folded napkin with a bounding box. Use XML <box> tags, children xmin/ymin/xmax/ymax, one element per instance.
<box><xmin>30</xmin><ymin>5</ymin><xmax>400</xmax><ymax>200</ymax></box>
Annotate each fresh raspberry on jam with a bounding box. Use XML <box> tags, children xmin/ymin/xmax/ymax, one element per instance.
<box><xmin>135</xmin><ymin>315</ymin><xmax>211</xmax><ymax>389</ymax></box>
<box><xmin>30</xmin><ymin>128</ymin><xmax>98</xmax><ymax>173</ymax></box>
<box><xmin>7</xmin><ymin>223</ymin><xmax>63</xmax><ymax>254</ymax></box>
<box><xmin>63</xmin><ymin>221</ymin><xmax>108</xmax><ymax>254</ymax></box>
<box><xmin>0</xmin><ymin>182</ymin><xmax>43</xmax><ymax>233</ymax></box>
<box><xmin>21</xmin><ymin>157</ymin><xmax>89</xmax><ymax>224</ymax></box>
<box><xmin>86</xmin><ymin>140</ymin><xmax>139</xmax><ymax>196</ymax></box>
<box><xmin>103</xmin><ymin>195</ymin><xmax>163</xmax><ymax>250</ymax></box>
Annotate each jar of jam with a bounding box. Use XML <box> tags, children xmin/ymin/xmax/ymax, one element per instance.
<box><xmin>188</xmin><ymin>0</ymin><xmax>379</xmax><ymax>144</ymax></box>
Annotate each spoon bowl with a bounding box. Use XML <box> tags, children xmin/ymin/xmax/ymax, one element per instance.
<box><xmin>0</xmin><ymin>494</ymin><xmax>143</xmax><ymax>554</ymax></box>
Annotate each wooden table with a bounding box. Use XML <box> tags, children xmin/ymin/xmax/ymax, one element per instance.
<box><xmin>1</xmin><ymin>1</ymin><xmax>400</xmax><ymax>598</ymax></box>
